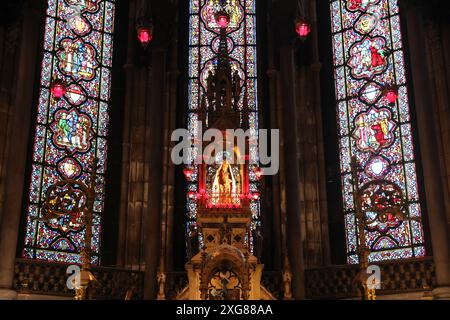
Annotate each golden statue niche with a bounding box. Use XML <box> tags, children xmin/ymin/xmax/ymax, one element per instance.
<box><xmin>213</xmin><ymin>159</ymin><xmax>235</xmax><ymax>205</ymax></box>
<box><xmin>208</xmin><ymin>153</ymin><xmax>243</xmax><ymax>207</ymax></box>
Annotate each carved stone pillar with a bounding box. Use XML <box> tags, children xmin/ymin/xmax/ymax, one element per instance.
<box><xmin>0</xmin><ymin>19</ymin><xmax>21</xmax><ymax>223</ymax></box>
<box><xmin>143</xmin><ymin>47</ymin><xmax>166</xmax><ymax>299</ymax></box>
<box><xmin>309</xmin><ymin>0</ymin><xmax>331</xmax><ymax>266</ymax></box>
<box><xmin>420</xmin><ymin>14</ymin><xmax>450</xmax><ymax>233</ymax></box>
<box><xmin>0</xmin><ymin>1</ymin><xmax>44</xmax><ymax>299</ymax></box>
<box><xmin>401</xmin><ymin>3</ymin><xmax>450</xmax><ymax>299</ymax></box>
<box><xmin>279</xmin><ymin>46</ymin><xmax>305</xmax><ymax>299</ymax></box>
<box><xmin>296</xmin><ymin>66</ymin><xmax>327</xmax><ymax>268</ymax></box>
<box><xmin>162</xmin><ymin>38</ymin><xmax>179</xmax><ymax>273</ymax></box>
<box><xmin>117</xmin><ymin>0</ymin><xmax>140</xmax><ymax>268</ymax></box>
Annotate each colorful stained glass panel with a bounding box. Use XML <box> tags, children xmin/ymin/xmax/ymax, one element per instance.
<box><xmin>329</xmin><ymin>0</ymin><xmax>426</xmax><ymax>263</ymax></box>
<box><xmin>22</xmin><ymin>0</ymin><xmax>115</xmax><ymax>264</ymax></box>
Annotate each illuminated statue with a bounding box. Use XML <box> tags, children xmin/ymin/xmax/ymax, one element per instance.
<box><xmin>212</xmin><ymin>160</ymin><xmax>238</xmax><ymax>204</ymax></box>
<box><xmin>218</xmin><ymin>160</ymin><xmax>232</xmax><ymax>203</ymax></box>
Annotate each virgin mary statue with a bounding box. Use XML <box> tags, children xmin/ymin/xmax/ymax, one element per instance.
<box><xmin>212</xmin><ymin>160</ymin><xmax>238</xmax><ymax>205</ymax></box>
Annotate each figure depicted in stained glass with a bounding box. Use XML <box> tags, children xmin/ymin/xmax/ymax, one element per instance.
<box><xmin>370</xmin><ymin>45</ymin><xmax>384</xmax><ymax>68</ymax></box>
<box><xmin>66</xmin><ymin>0</ymin><xmax>99</xmax><ymax>13</ymax></box>
<box><xmin>52</xmin><ymin>109</ymin><xmax>92</xmax><ymax>153</ymax></box>
<box><xmin>353</xmin><ymin>108</ymin><xmax>396</xmax><ymax>153</ymax></box>
<box><xmin>202</xmin><ymin>0</ymin><xmax>243</xmax><ymax>30</ymax></box>
<box><xmin>58</xmin><ymin>39</ymin><xmax>98</xmax><ymax>81</ymax></box>
<box><xmin>23</xmin><ymin>0</ymin><xmax>114</xmax><ymax>263</ymax></box>
<box><xmin>348</xmin><ymin>37</ymin><xmax>389</xmax><ymax>79</ymax></box>
<box><xmin>203</xmin><ymin>1</ymin><xmax>218</xmax><ymax>27</ymax></box>
<box><xmin>346</xmin><ymin>0</ymin><xmax>380</xmax><ymax>12</ymax></box>
<box><xmin>331</xmin><ymin>0</ymin><xmax>426</xmax><ymax>263</ymax></box>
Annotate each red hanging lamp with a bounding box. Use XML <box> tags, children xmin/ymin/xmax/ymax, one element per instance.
<box><xmin>384</xmin><ymin>85</ymin><xmax>398</xmax><ymax>106</ymax></box>
<box><xmin>295</xmin><ymin>0</ymin><xmax>311</xmax><ymax>41</ymax></box>
<box><xmin>254</xmin><ymin>167</ymin><xmax>263</xmax><ymax>180</ymax></box>
<box><xmin>251</xmin><ymin>192</ymin><xmax>261</xmax><ymax>200</ymax></box>
<box><xmin>50</xmin><ymin>77</ymin><xmax>67</xmax><ymax>100</ymax></box>
<box><xmin>136</xmin><ymin>0</ymin><xmax>154</xmax><ymax>49</ymax></box>
<box><xmin>137</xmin><ymin>25</ymin><xmax>153</xmax><ymax>49</ymax></box>
<box><xmin>187</xmin><ymin>191</ymin><xmax>196</xmax><ymax>200</ymax></box>
<box><xmin>295</xmin><ymin>17</ymin><xmax>311</xmax><ymax>41</ymax></box>
<box><xmin>215</xmin><ymin>11</ymin><xmax>230</xmax><ymax>29</ymax></box>
<box><xmin>183</xmin><ymin>167</ymin><xmax>194</xmax><ymax>180</ymax></box>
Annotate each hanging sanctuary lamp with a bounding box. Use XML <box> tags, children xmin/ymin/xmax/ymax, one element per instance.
<box><xmin>295</xmin><ymin>0</ymin><xmax>311</xmax><ymax>41</ymax></box>
<box><xmin>136</xmin><ymin>0</ymin><xmax>154</xmax><ymax>49</ymax></box>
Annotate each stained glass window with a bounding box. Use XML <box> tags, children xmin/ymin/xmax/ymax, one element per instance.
<box><xmin>22</xmin><ymin>0</ymin><xmax>115</xmax><ymax>264</ymax></box>
<box><xmin>187</xmin><ymin>0</ymin><xmax>260</xmax><ymax>245</ymax></box>
<box><xmin>329</xmin><ymin>0</ymin><xmax>426</xmax><ymax>263</ymax></box>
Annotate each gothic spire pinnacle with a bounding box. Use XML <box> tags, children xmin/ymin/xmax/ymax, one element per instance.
<box><xmin>217</xmin><ymin>25</ymin><xmax>231</xmax><ymax>73</ymax></box>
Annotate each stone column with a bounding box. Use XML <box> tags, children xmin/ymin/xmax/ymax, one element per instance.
<box><xmin>162</xmin><ymin>37</ymin><xmax>179</xmax><ymax>273</ymax></box>
<box><xmin>279</xmin><ymin>46</ymin><xmax>305</xmax><ymax>299</ymax></box>
<box><xmin>143</xmin><ymin>47</ymin><xmax>166</xmax><ymax>299</ymax></box>
<box><xmin>309</xmin><ymin>0</ymin><xmax>331</xmax><ymax>266</ymax></box>
<box><xmin>402</xmin><ymin>3</ymin><xmax>450</xmax><ymax>299</ymax></box>
<box><xmin>117</xmin><ymin>0</ymin><xmax>138</xmax><ymax>268</ymax></box>
<box><xmin>0</xmin><ymin>1</ymin><xmax>44</xmax><ymax>299</ymax></box>
<box><xmin>0</xmin><ymin>20</ymin><xmax>21</xmax><ymax>223</ymax></box>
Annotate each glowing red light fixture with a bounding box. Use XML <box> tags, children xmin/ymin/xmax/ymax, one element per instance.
<box><xmin>215</xmin><ymin>11</ymin><xmax>230</xmax><ymax>29</ymax></box>
<box><xmin>137</xmin><ymin>25</ymin><xmax>153</xmax><ymax>49</ymax></box>
<box><xmin>183</xmin><ymin>167</ymin><xmax>193</xmax><ymax>180</ymax></box>
<box><xmin>50</xmin><ymin>78</ymin><xmax>66</xmax><ymax>100</ymax></box>
<box><xmin>187</xmin><ymin>191</ymin><xmax>196</xmax><ymax>200</ymax></box>
<box><xmin>251</xmin><ymin>192</ymin><xmax>261</xmax><ymax>200</ymax></box>
<box><xmin>295</xmin><ymin>18</ymin><xmax>311</xmax><ymax>41</ymax></box>
<box><xmin>255</xmin><ymin>168</ymin><xmax>263</xmax><ymax>180</ymax></box>
<box><xmin>384</xmin><ymin>86</ymin><xmax>398</xmax><ymax>106</ymax></box>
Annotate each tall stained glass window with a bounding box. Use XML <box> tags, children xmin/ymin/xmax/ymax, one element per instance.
<box><xmin>330</xmin><ymin>0</ymin><xmax>426</xmax><ymax>263</ymax></box>
<box><xmin>22</xmin><ymin>0</ymin><xmax>115</xmax><ymax>264</ymax></box>
<box><xmin>187</xmin><ymin>0</ymin><xmax>260</xmax><ymax>244</ymax></box>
